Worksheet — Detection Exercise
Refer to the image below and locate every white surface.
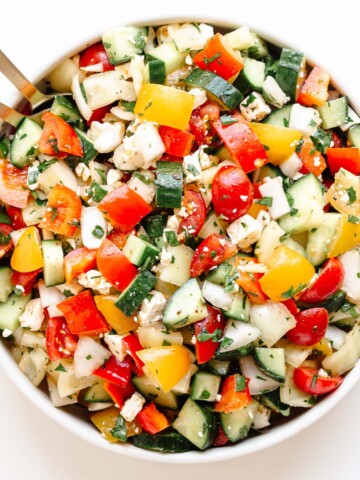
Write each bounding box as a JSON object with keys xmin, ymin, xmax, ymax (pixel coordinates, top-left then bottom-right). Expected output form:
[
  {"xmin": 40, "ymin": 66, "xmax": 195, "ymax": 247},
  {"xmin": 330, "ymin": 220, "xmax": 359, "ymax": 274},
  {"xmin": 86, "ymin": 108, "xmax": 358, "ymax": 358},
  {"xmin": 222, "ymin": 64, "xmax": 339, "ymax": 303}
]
[{"xmin": 0, "ymin": 0, "xmax": 359, "ymax": 477}]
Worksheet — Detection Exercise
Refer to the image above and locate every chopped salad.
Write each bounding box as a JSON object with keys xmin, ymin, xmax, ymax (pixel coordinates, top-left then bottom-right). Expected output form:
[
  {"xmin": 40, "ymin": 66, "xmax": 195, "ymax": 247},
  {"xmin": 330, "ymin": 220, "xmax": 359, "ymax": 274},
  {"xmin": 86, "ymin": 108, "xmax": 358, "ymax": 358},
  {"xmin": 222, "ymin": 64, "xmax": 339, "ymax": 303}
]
[{"xmin": 0, "ymin": 22, "xmax": 360, "ymax": 453}]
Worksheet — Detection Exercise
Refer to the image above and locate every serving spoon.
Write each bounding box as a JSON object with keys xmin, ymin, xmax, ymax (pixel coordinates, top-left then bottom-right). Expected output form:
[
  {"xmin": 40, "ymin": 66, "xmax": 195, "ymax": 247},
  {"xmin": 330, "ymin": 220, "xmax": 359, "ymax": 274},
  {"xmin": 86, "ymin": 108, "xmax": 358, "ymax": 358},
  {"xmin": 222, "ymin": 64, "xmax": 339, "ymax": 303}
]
[{"xmin": 0, "ymin": 101, "xmax": 43, "ymax": 128}]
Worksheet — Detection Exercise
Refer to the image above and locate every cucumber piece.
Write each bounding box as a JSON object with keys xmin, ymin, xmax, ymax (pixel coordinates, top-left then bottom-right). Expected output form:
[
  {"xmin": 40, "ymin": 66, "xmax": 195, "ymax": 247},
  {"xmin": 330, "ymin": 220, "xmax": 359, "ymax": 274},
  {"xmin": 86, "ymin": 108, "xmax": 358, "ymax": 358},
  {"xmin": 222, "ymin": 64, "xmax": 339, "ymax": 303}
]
[
  {"xmin": 185, "ymin": 68, "xmax": 243, "ymax": 111},
  {"xmin": 42, "ymin": 240, "xmax": 65, "ymax": 287},
  {"xmin": 256, "ymin": 164, "xmax": 284, "ymax": 182},
  {"xmin": 102, "ymin": 26, "xmax": 148, "ymax": 65},
  {"xmin": 50, "ymin": 96, "xmax": 84, "ymax": 130},
  {"xmin": 158, "ymin": 245, "xmax": 193, "ymax": 287},
  {"xmin": 132, "ymin": 431, "xmax": 194, "ymax": 453},
  {"xmin": 233, "ymin": 57, "xmax": 265, "ymax": 96},
  {"xmin": 259, "ymin": 389, "xmax": 290, "ymax": 416},
  {"xmin": 0, "ymin": 293, "xmax": 31, "ymax": 332},
  {"xmin": 205, "ymin": 261, "xmax": 232, "ymax": 286},
  {"xmin": 282, "ymin": 238, "xmax": 305, "ymax": 257},
  {"xmin": 239, "ymin": 355, "xmax": 281, "ymax": 394},
  {"xmin": 115, "ymin": 270, "xmax": 156, "ymax": 316},
  {"xmin": 264, "ymin": 104, "xmax": 293, "ymax": 127},
  {"xmin": 0, "ymin": 266, "xmax": 13, "ymax": 303},
  {"xmin": 74, "ymin": 128, "xmax": 98, "ymax": 164},
  {"xmin": 132, "ymin": 375, "xmax": 178, "ymax": 409},
  {"xmin": 215, "ymin": 343, "xmax": 253, "ymax": 361},
  {"xmin": 190, "ymin": 371, "xmax": 221, "ymax": 402},
  {"xmin": 83, "ymin": 383, "xmax": 112, "ymax": 403},
  {"xmin": 0, "ymin": 135, "xmax": 10, "ymax": 158},
  {"xmin": 122, "ymin": 234, "xmax": 160, "ymax": 268},
  {"xmin": 254, "ymin": 347, "xmax": 286, "ymax": 382},
  {"xmin": 305, "ymin": 212, "xmax": 341, "ymax": 266},
  {"xmin": 143, "ymin": 213, "xmax": 168, "ymax": 238},
  {"xmin": 225, "ymin": 293, "xmax": 251, "ymax": 322},
  {"xmin": 246, "ymin": 32, "xmax": 269, "ymax": 59},
  {"xmin": 10, "ymin": 118, "xmax": 42, "ymax": 168},
  {"xmin": 143, "ymin": 60, "xmax": 166, "ymax": 84},
  {"xmin": 147, "ymin": 42, "xmax": 187, "ymax": 75},
  {"xmin": 206, "ymin": 359, "xmax": 231, "ymax": 376},
  {"xmin": 156, "ymin": 161, "xmax": 183, "ymax": 209},
  {"xmin": 348, "ymin": 124, "xmax": 360, "ymax": 148},
  {"xmin": 220, "ymin": 404, "xmax": 253, "ymax": 442},
  {"xmin": 317, "ymin": 97, "xmax": 348, "ymax": 129},
  {"xmin": 198, "ymin": 211, "xmax": 224, "ymax": 239},
  {"xmin": 278, "ymin": 174, "xmax": 324, "ymax": 234},
  {"xmin": 172, "ymin": 398, "xmax": 216, "ymax": 450},
  {"xmin": 275, "ymin": 48, "xmax": 306, "ymax": 102}
]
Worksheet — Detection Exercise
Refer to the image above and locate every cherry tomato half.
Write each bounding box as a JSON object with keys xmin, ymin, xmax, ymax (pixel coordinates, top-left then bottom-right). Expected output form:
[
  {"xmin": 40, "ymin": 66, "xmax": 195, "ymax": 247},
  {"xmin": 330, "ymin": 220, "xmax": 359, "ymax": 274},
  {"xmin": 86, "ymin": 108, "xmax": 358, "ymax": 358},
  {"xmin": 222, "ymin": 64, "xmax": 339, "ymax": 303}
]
[
  {"xmin": 286, "ymin": 307, "xmax": 328, "ymax": 346},
  {"xmin": 86, "ymin": 105, "xmax": 112, "ymax": 127},
  {"xmin": 190, "ymin": 233, "xmax": 237, "ymax": 277},
  {"xmin": 0, "ymin": 223, "xmax": 13, "ymax": 259},
  {"xmin": 299, "ymin": 258, "xmax": 344, "ymax": 304},
  {"xmin": 45, "ymin": 316, "xmax": 78, "ymax": 361},
  {"xmin": 178, "ymin": 190, "xmax": 207, "ymax": 240},
  {"xmin": 189, "ymin": 102, "xmax": 220, "ymax": 147},
  {"xmin": 194, "ymin": 305, "xmax": 226, "ymax": 364},
  {"xmin": 79, "ymin": 42, "xmax": 114, "ymax": 72},
  {"xmin": 212, "ymin": 165, "xmax": 253, "ymax": 222},
  {"xmin": 5, "ymin": 205, "xmax": 26, "ymax": 230},
  {"xmin": 293, "ymin": 367, "xmax": 343, "ymax": 395}
]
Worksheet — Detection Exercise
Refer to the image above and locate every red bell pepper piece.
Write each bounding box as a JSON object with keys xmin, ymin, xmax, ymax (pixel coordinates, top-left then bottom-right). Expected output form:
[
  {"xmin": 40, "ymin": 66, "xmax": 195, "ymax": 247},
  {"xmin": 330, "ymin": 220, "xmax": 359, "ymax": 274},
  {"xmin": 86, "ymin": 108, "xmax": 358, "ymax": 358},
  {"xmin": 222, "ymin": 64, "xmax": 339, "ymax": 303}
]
[
  {"xmin": 212, "ymin": 114, "xmax": 268, "ymax": 173},
  {"xmin": 64, "ymin": 247, "xmax": 98, "ymax": 284},
  {"xmin": 212, "ymin": 425, "xmax": 230, "ymax": 446},
  {"xmin": 293, "ymin": 367, "xmax": 343, "ymax": 395},
  {"xmin": 194, "ymin": 306, "xmax": 226, "ymax": 364},
  {"xmin": 107, "ymin": 228, "xmax": 136, "ymax": 250},
  {"xmin": 327, "ymin": 147, "xmax": 360, "ymax": 176},
  {"xmin": 5, "ymin": 205, "xmax": 26, "ymax": 230},
  {"xmin": 193, "ymin": 33, "xmax": 244, "ymax": 81},
  {"xmin": 281, "ymin": 299, "xmax": 299, "ymax": 316},
  {"xmin": 0, "ymin": 160, "xmax": 29, "ymax": 209},
  {"xmin": 298, "ymin": 138, "xmax": 326, "ymax": 177},
  {"xmin": 39, "ymin": 112, "xmax": 83, "ymax": 157},
  {"xmin": 39, "ymin": 184, "xmax": 82, "ymax": 237},
  {"xmin": 45, "ymin": 316, "xmax": 78, "ymax": 361},
  {"xmin": 297, "ymin": 66, "xmax": 330, "ymax": 107},
  {"xmin": 0, "ymin": 223, "xmax": 13, "ymax": 259},
  {"xmin": 104, "ymin": 381, "xmax": 135, "ymax": 408},
  {"xmin": 190, "ymin": 233, "xmax": 237, "ymax": 277},
  {"xmin": 86, "ymin": 105, "xmax": 113, "ymax": 127},
  {"xmin": 299, "ymin": 258, "xmax": 344, "ymax": 304},
  {"xmin": 98, "ymin": 184, "xmax": 152, "ymax": 231},
  {"xmin": 214, "ymin": 374, "xmax": 251, "ymax": 413},
  {"xmin": 235, "ymin": 256, "xmax": 268, "ymax": 304},
  {"xmin": 93, "ymin": 355, "xmax": 131, "ymax": 388},
  {"xmin": 11, "ymin": 268, "xmax": 42, "ymax": 295},
  {"xmin": 158, "ymin": 125, "xmax": 195, "ymax": 157},
  {"xmin": 122, "ymin": 334, "xmax": 145, "ymax": 375},
  {"xmin": 136, "ymin": 403, "xmax": 170, "ymax": 434},
  {"xmin": 57, "ymin": 290, "xmax": 110, "ymax": 335}
]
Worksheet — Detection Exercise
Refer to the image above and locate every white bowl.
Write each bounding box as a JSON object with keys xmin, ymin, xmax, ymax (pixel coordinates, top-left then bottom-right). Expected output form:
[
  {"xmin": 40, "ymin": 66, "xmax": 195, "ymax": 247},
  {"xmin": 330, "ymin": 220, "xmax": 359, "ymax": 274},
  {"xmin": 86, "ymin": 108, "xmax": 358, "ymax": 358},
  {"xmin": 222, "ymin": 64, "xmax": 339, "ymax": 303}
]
[{"xmin": 1, "ymin": 13, "xmax": 359, "ymax": 464}]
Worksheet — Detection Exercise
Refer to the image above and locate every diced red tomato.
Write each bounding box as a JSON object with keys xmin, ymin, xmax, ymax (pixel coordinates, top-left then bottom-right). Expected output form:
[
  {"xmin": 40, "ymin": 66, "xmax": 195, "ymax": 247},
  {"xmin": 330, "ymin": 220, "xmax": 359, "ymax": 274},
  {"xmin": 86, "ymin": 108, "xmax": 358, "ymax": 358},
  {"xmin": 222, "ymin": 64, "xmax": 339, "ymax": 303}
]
[
  {"xmin": 298, "ymin": 138, "xmax": 326, "ymax": 177},
  {"xmin": 194, "ymin": 306, "xmax": 226, "ymax": 364},
  {"xmin": 107, "ymin": 228, "xmax": 136, "ymax": 250},
  {"xmin": 193, "ymin": 33, "xmax": 244, "ymax": 81},
  {"xmin": 189, "ymin": 102, "xmax": 221, "ymax": 147},
  {"xmin": 57, "ymin": 290, "xmax": 110, "ymax": 335},
  {"xmin": 327, "ymin": 148, "xmax": 360, "ymax": 176},
  {"xmin": 299, "ymin": 258, "xmax": 344, "ymax": 304},
  {"xmin": 79, "ymin": 41, "xmax": 114, "ymax": 72},
  {"xmin": 212, "ymin": 425, "xmax": 230, "ymax": 446},
  {"xmin": 0, "ymin": 160, "xmax": 29, "ymax": 209},
  {"xmin": 286, "ymin": 308, "xmax": 328, "ymax": 346},
  {"xmin": 64, "ymin": 247, "xmax": 98, "ymax": 283},
  {"xmin": 212, "ymin": 165, "xmax": 253, "ymax": 222},
  {"xmin": 199, "ymin": 102, "xmax": 221, "ymax": 122},
  {"xmin": 158, "ymin": 125, "xmax": 195, "ymax": 157},
  {"xmin": 293, "ymin": 367, "xmax": 343, "ymax": 395},
  {"xmin": 190, "ymin": 233, "xmax": 237, "ymax": 277},
  {"xmin": 0, "ymin": 223, "xmax": 13, "ymax": 259},
  {"xmin": 11, "ymin": 268, "xmax": 42, "ymax": 295},
  {"xmin": 297, "ymin": 66, "xmax": 330, "ymax": 107},
  {"xmin": 214, "ymin": 374, "xmax": 251, "ymax": 413},
  {"xmin": 98, "ymin": 184, "xmax": 152, "ymax": 231},
  {"xmin": 93, "ymin": 355, "xmax": 131, "ymax": 388},
  {"xmin": 331, "ymin": 131, "xmax": 342, "ymax": 149},
  {"xmin": 45, "ymin": 316, "xmax": 78, "ymax": 361},
  {"xmin": 104, "ymin": 381, "xmax": 135, "ymax": 408},
  {"xmin": 235, "ymin": 256, "xmax": 268, "ymax": 304},
  {"xmin": 86, "ymin": 105, "xmax": 112, "ymax": 127},
  {"xmin": 39, "ymin": 112, "xmax": 83, "ymax": 157},
  {"xmin": 281, "ymin": 299, "xmax": 300, "ymax": 316},
  {"xmin": 5, "ymin": 205, "xmax": 26, "ymax": 230},
  {"xmin": 39, "ymin": 184, "xmax": 82, "ymax": 237},
  {"xmin": 136, "ymin": 403, "xmax": 170, "ymax": 434},
  {"xmin": 121, "ymin": 334, "xmax": 144, "ymax": 375},
  {"xmin": 178, "ymin": 190, "xmax": 207, "ymax": 240},
  {"xmin": 212, "ymin": 114, "xmax": 268, "ymax": 173},
  {"xmin": 96, "ymin": 238, "xmax": 138, "ymax": 291}
]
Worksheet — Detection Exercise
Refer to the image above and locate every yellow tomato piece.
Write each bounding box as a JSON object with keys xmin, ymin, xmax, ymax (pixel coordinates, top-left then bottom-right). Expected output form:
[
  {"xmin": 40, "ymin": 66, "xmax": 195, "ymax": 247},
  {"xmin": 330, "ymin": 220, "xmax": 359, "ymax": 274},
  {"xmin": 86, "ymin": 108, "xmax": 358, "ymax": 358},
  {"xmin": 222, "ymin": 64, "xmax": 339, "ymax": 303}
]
[
  {"xmin": 327, "ymin": 214, "xmax": 360, "ymax": 257},
  {"xmin": 137, "ymin": 346, "xmax": 191, "ymax": 393},
  {"xmin": 94, "ymin": 295, "xmax": 137, "ymax": 334},
  {"xmin": 90, "ymin": 406, "xmax": 120, "ymax": 443},
  {"xmin": 134, "ymin": 84, "xmax": 194, "ymax": 130},
  {"xmin": 326, "ymin": 168, "xmax": 360, "ymax": 216},
  {"xmin": 259, "ymin": 245, "xmax": 315, "ymax": 301},
  {"xmin": 249, "ymin": 123, "xmax": 302, "ymax": 165},
  {"xmin": 10, "ymin": 226, "xmax": 43, "ymax": 273}
]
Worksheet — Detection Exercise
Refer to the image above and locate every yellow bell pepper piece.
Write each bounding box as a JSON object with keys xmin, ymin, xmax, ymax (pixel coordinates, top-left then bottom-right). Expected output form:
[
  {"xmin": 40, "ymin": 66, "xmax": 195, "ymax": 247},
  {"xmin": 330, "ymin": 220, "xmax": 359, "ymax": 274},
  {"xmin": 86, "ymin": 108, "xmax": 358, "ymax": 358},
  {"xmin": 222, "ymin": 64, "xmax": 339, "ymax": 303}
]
[
  {"xmin": 249, "ymin": 123, "xmax": 302, "ymax": 165},
  {"xmin": 313, "ymin": 338, "xmax": 333, "ymax": 356},
  {"xmin": 327, "ymin": 213, "xmax": 360, "ymax": 257},
  {"xmin": 91, "ymin": 406, "xmax": 142, "ymax": 443},
  {"xmin": 137, "ymin": 345, "xmax": 191, "ymax": 393},
  {"xmin": 134, "ymin": 84, "xmax": 194, "ymax": 130},
  {"xmin": 94, "ymin": 295, "xmax": 137, "ymax": 334},
  {"xmin": 247, "ymin": 202, "xmax": 268, "ymax": 219},
  {"xmin": 10, "ymin": 226, "xmax": 43, "ymax": 273},
  {"xmin": 259, "ymin": 245, "xmax": 315, "ymax": 301}
]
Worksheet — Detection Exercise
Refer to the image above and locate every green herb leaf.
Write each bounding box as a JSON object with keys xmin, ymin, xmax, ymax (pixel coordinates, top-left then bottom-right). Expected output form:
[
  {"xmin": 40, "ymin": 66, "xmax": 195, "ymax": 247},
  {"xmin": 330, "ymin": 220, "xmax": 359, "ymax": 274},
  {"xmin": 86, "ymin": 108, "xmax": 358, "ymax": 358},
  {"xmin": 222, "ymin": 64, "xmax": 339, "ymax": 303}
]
[
  {"xmin": 220, "ymin": 336, "xmax": 234, "ymax": 350},
  {"xmin": 347, "ymin": 186, "xmax": 356, "ymax": 205},
  {"xmin": 281, "ymin": 283, "xmax": 307, "ymax": 299},
  {"xmin": 256, "ymin": 196, "xmax": 273, "ymax": 207},
  {"xmin": 165, "ymin": 230, "xmax": 180, "ymax": 246},
  {"xmin": 348, "ymin": 215, "xmax": 359, "ymax": 224},
  {"xmin": 235, "ymin": 374, "xmax": 246, "ymax": 392},
  {"xmin": 110, "ymin": 414, "xmax": 127, "ymax": 442},
  {"xmin": 92, "ymin": 225, "xmax": 105, "ymax": 239},
  {"xmin": 199, "ymin": 389, "xmax": 211, "ymax": 400},
  {"xmin": 197, "ymin": 328, "xmax": 223, "ymax": 343},
  {"xmin": 55, "ymin": 363, "xmax": 67, "ymax": 372},
  {"xmin": 220, "ymin": 114, "xmax": 237, "ymax": 126}
]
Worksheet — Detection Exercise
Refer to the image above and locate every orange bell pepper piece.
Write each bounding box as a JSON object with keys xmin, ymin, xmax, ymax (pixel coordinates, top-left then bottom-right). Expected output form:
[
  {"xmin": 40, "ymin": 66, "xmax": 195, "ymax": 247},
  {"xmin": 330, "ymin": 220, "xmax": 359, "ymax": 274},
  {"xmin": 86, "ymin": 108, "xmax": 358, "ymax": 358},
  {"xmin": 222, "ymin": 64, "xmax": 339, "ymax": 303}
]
[
  {"xmin": 214, "ymin": 374, "xmax": 251, "ymax": 413},
  {"xmin": 136, "ymin": 402, "xmax": 170, "ymax": 434}
]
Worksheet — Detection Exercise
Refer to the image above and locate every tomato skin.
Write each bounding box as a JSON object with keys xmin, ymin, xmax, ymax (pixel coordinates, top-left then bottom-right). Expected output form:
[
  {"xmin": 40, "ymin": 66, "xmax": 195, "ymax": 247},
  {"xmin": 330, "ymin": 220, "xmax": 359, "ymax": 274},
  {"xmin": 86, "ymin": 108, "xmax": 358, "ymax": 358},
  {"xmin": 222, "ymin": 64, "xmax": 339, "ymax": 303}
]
[
  {"xmin": 212, "ymin": 165, "xmax": 253, "ymax": 222},
  {"xmin": 331, "ymin": 131, "xmax": 342, "ymax": 149},
  {"xmin": 64, "ymin": 247, "xmax": 98, "ymax": 283},
  {"xmin": 5, "ymin": 205, "xmax": 26, "ymax": 230},
  {"xmin": 80, "ymin": 42, "xmax": 114, "ymax": 72},
  {"xmin": 158, "ymin": 126, "xmax": 195, "ymax": 157},
  {"xmin": 212, "ymin": 425, "xmax": 230, "ymax": 446},
  {"xmin": 0, "ymin": 160, "xmax": 29, "ymax": 209},
  {"xmin": 190, "ymin": 234, "xmax": 237, "ymax": 277},
  {"xmin": 97, "ymin": 238, "xmax": 138, "ymax": 291},
  {"xmin": 45, "ymin": 317, "xmax": 78, "ymax": 361},
  {"xmin": 189, "ymin": 102, "xmax": 221, "ymax": 147},
  {"xmin": 178, "ymin": 190, "xmax": 207, "ymax": 240},
  {"xmin": 299, "ymin": 258, "xmax": 344, "ymax": 304},
  {"xmin": 93, "ymin": 355, "xmax": 131, "ymax": 388},
  {"xmin": 293, "ymin": 367, "xmax": 343, "ymax": 395},
  {"xmin": 0, "ymin": 223, "xmax": 13, "ymax": 258},
  {"xmin": 297, "ymin": 66, "xmax": 330, "ymax": 107},
  {"xmin": 281, "ymin": 299, "xmax": 299, "ymax": 316},
  {"xmin": 39, "ymin": 112, "xmax": 83, "ymax": 157},
  {"xmin": 327, "ymin": 148, "xmax": 360, "ymax": 176},
  {"xmin": 104, "ymin": 381, "xmax": 135, "ymax": 409},
  {"xmin": 11, "ymin": 268, "xmax": 42, "ymax": 295},
  {"xmin": 194, "ymin": 306, "xmax": 226, "ymax": 364},
  {"xmin": 286, "ymin": 308, "xmax": 328, "ymax": 346},
  {"xmin": 122, "ymin": 334, "xmax": 145, "ymax": 375}
]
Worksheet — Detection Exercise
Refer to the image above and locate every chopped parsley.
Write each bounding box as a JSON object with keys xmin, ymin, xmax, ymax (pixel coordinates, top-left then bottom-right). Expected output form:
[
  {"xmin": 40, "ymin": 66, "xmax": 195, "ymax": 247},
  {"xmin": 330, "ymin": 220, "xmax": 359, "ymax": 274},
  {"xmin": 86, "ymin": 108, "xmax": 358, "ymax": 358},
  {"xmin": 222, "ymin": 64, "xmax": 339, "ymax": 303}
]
[
  {"xmin": 197, "ymin": 328, "xmax": 223, "ymax": 343},
  {"xmin": 348, "ymin": 215, "xmax": 359, "ymax": 224},
  {"xmin": 92, "ymin": 225, "xmax": 105, "ymax": 239},
  {"xmin": 347, "ymin": 186, "xmax": 356, "ymax": 205},
  {"xmin": 235, "ymin": 374, "xmax": 246, "ymax": 392},
  {"xmin": 199, "ymin": 390, "xmax": 211, "ymax": 400},
  {"xmin": 256, "ymin": 196, "xmax": 273, "ymax": 207},
  {"xmin": 281, "ymin": 283, "xmax": 307, "ymax": 299},
  {"xmin": 165, "ymin": 230, "xmax": 180, "ymax": 246},
  {"xmin": 55, "ymin": 363, "xmax": 67, "ymax": 373}
]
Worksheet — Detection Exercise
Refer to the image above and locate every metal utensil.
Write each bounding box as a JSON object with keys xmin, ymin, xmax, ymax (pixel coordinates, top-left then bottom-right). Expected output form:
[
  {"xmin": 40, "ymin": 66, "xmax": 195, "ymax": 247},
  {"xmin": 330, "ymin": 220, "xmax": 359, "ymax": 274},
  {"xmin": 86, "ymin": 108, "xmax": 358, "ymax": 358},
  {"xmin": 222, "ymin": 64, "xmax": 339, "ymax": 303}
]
[{"xmin": 0, "ymin": 101, "xmax": 43, "ymax": 128}]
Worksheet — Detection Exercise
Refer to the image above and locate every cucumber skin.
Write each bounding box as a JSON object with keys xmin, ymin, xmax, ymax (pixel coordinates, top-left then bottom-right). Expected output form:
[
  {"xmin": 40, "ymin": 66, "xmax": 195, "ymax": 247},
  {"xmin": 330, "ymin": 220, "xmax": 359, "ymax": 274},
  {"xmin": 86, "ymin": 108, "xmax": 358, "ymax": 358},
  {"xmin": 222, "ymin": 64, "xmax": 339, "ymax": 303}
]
[
  {"xmin": 275, "ymin": 49, "xmax": 304, "ymax": 101},
  {"xmin": 215, "ymin": 344, "xmax": 253, "ymax": 361},
  {"xmin": 156, "ymin": 162, "xmax": 183, "ymax": 209},
  {"xmin": 115, "ymin": 270, "xmax": 156, "ymax": 316},
  {"xmin": 132, "ymin": 431, "xmax": 195, "ymax": 453}
]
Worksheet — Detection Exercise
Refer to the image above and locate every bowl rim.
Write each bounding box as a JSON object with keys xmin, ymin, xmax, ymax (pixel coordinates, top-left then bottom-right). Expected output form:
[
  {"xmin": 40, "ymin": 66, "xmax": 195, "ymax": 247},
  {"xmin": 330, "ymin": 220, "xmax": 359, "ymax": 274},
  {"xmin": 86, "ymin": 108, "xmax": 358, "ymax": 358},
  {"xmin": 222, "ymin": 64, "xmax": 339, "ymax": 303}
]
[{"xmin": 1, "ymin": 13, "xmax": 359, "ymax": 464}]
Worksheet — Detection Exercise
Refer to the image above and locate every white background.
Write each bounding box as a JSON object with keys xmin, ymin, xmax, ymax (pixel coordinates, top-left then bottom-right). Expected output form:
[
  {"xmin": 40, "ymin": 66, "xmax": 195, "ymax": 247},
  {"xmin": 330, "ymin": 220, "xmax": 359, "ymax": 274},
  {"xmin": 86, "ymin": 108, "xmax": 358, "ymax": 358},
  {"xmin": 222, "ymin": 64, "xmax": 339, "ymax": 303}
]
[{"xmin": 0, "ymin": 1, "xmax": 359, "ymax": 479}]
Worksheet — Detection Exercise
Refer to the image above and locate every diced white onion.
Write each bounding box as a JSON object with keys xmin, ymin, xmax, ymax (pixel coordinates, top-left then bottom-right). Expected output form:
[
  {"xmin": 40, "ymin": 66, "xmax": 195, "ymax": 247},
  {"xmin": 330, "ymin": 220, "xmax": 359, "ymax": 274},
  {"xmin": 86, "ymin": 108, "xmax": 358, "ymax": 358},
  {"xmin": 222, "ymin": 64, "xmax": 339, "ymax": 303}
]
[{"xmin": 71, "ymin": 74, "xmax": 93, "ymax": 121}]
